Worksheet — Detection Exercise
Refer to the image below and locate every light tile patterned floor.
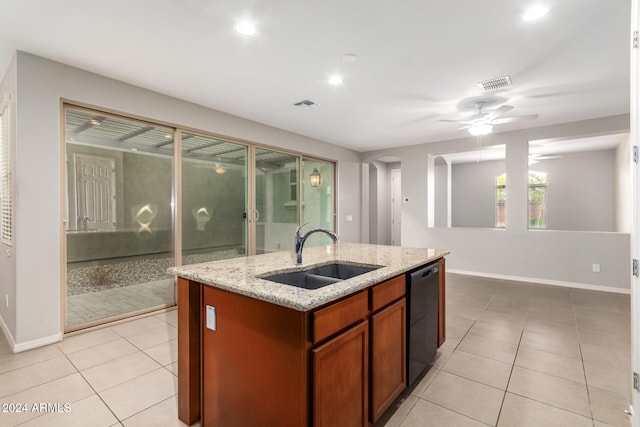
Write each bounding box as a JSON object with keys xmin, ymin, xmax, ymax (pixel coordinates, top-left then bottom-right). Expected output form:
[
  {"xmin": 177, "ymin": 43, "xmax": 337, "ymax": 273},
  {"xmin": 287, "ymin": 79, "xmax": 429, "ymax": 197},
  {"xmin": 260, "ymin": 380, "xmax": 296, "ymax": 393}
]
[
  {"xmin": 0, "ymin": 273, "xmax": 632, "ymax": 426},
  {"xmin": 384, "ymin": 274, "xmax": 632, "ymax": 427}
]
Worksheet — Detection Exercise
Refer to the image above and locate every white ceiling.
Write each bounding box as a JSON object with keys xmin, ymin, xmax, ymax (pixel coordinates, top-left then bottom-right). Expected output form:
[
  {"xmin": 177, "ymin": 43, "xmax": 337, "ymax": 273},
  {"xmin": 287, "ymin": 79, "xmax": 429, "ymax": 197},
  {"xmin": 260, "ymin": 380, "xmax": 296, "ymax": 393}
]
[{"xmin": 0, "ymin": 0, "xmax": 631, "ymax": 152}]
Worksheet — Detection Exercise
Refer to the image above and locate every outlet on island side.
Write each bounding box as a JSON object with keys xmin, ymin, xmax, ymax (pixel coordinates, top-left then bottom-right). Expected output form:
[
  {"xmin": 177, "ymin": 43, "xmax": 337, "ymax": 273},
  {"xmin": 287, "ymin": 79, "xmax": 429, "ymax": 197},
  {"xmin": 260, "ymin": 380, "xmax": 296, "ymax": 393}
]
[
  {"xmin": 592, "ymin": 263, "xmax": 600, "ymax": 273},
  {"xmin": 5, "ymin": 294, "xmax": 7, "ymax": 308}
]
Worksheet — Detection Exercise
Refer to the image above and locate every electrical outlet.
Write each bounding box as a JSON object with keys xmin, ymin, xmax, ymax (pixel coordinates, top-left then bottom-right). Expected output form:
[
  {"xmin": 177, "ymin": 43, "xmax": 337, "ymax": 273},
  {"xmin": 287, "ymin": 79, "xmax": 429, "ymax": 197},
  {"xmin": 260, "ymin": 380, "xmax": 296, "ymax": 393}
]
[
  {"xmin": 592, "ymin": 264, "xmax": 600, "ymax": 273},
  {"xmin": 5, "ymin": 294, "xmax": 8, "ymax": 308}
]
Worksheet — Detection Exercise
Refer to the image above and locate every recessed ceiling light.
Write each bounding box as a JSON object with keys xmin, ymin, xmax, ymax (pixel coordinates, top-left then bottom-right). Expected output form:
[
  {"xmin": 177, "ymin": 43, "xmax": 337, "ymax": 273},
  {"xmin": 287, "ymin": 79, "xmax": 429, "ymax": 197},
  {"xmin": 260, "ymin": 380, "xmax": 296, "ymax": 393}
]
[
  {"xmin": 235, "ymin": 21, "xmax": 256, "ymax": 36},
  {"xmin": 328, "ymin": 75, "xmax": 343, "ymax": 85},
  {"xmin": 522, "ymin": 4, "xmax": 549, "ymax": 21}
]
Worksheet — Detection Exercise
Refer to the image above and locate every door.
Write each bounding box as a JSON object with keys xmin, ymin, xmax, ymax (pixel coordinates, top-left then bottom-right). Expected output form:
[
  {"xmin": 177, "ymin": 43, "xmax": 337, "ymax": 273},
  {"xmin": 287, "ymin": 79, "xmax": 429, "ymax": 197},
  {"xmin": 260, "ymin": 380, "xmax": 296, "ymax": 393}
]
[
  {"xmin": 313, "ymin": 320, "xmax": 369, "ymax": 427},
  {"xmin": 65, "ymin": 108, "xmax": 176, "ymax": 330},
  {"xmin": 391, "ymin": 169, "xmax": 401, "ymax": 246},
  {"xmin": 371, "ymin": 298, "xmax": 406, "ymax": 423},
  {"xmin": 181, "ymin": 132, "xmax": 248, "ymax": 264},
  {"xmin": 252, "ymin": 147, "xmax": 300, "ymax": 254},
  {"xmin": 72, "ymin": 153, "xmax": 116, "ymax": 231}
]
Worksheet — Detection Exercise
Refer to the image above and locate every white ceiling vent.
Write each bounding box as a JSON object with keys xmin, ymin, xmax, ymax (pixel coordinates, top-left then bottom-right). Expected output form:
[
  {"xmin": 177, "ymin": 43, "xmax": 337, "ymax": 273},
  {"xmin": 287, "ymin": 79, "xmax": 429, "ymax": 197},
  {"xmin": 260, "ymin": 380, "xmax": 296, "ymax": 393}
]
[
  {"xmin": 478, "ymin": 75, "xmax": 512, "ymax": 93},
  {"xmin": 293, "ymin": 99, "xmax": 318, "ymax": 109}
]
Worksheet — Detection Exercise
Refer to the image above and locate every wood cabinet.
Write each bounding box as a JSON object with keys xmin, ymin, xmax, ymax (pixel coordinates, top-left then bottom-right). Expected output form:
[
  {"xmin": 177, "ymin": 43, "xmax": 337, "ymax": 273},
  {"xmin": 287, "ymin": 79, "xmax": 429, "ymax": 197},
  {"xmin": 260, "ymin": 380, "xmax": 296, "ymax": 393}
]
[
  {"xmin": 313, "ymin": 320, "xmax": 369, "ymax": 427},
  {"xmin": 370, "ymin": 275, "xmax": 406, "ymax": 423},
  {"xmin": 370, "ymin": 298, "xmax": 406, "ymax": 423},
  {"xmin": 201, "ymin": 285, "xmax": 309, "ymax": 427},
  {"xmin": 178, "ymin": 263, "xmax": 443, "ymax": 426}
]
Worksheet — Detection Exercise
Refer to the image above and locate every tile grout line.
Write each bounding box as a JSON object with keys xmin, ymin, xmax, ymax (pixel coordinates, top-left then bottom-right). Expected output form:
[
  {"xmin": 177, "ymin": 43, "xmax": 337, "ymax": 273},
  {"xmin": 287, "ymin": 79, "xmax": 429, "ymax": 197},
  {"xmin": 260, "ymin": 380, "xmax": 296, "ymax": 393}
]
[
  {"xmin": 493, "ymin": 325, "xmax": 525, "ymax": 427},
  {"xmin": 60, "ymin": 349, "xmax": 123, "ymax": 424}
]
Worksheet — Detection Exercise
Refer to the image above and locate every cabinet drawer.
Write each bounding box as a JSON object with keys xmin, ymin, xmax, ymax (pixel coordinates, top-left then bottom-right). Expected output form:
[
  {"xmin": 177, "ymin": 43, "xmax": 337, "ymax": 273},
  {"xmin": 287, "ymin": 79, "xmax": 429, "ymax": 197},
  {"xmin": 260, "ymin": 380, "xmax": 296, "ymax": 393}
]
[
  {"xmin": 313, "ymin": 290, "xmax": 369, "ymax": 343},
  {"xmin": 371, "ymin": 275, "xmax": 405, "ymax": 312}
]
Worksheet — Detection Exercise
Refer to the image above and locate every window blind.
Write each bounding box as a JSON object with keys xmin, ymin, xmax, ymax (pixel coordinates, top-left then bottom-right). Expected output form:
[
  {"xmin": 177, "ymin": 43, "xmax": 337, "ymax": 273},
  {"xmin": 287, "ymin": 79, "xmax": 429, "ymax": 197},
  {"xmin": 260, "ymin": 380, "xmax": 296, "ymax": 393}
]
[{"xmin": 0, "ymin": 94, "xmax": 12, "ymax": 246}]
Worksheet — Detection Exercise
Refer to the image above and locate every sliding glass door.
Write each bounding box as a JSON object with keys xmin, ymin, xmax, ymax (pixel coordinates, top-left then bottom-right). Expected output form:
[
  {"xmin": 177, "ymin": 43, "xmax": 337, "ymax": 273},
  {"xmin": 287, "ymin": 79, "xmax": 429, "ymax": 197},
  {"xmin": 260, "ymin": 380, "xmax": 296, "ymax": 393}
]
[
  {"xmin": 64, "ymin": 105, "xmax": 335, "ymax": 330},
  {"xmin": 181, "ymin": 132, "xmax": 248, "ymax": 264},
  {"xmin": 65, "ymin": 108, "xmax": 175, "ymax": 330},
  {"xmin": 253, "ymin": 148, "xmax": 300, "ymax": 254}
]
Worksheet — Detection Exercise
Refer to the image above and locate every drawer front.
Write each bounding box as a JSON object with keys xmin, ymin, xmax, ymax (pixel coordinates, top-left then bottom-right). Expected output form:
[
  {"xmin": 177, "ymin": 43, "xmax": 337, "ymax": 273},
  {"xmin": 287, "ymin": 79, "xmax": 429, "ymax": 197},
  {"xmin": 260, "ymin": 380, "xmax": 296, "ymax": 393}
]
[
  {"xmin": 371, "ymin": 275, "xmax": 405, "ymax": 312},
  {"xmin": 313, "ymin": 290, "xmax": 369, "ymax": 343}
]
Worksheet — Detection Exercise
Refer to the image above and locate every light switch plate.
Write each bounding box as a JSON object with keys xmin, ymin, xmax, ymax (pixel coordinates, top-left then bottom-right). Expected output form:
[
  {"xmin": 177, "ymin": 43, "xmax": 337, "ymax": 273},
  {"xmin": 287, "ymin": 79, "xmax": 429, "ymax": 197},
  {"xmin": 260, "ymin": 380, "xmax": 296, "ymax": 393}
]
[{"xmin": 206, "ymin": 305, "xmax": 217, "ymax": 331}]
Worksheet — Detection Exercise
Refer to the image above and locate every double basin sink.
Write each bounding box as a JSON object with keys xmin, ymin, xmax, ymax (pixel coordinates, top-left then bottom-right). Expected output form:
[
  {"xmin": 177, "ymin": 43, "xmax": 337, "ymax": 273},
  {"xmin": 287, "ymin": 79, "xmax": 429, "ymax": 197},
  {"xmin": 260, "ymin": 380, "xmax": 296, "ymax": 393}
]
[{"xmin": 262, "ymin": 262, "xmax": 381, "ymax": 290}]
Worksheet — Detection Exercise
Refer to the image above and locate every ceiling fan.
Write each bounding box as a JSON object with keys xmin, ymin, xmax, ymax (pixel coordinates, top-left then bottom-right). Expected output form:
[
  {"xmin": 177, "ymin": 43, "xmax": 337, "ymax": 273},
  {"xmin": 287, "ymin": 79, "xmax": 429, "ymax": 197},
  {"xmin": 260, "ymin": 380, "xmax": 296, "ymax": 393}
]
[{"xmin": 440, "ymin": 100, "xmax": 539, "ymax": 136}]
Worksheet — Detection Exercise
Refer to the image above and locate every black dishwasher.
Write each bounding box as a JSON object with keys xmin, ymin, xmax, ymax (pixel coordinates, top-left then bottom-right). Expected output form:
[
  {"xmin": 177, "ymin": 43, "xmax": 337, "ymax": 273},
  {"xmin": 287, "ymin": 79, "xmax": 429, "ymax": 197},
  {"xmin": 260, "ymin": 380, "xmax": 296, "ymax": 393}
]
[{"xmin": 406, "ymin": 261, "xmax": 439, "ymax": 386}]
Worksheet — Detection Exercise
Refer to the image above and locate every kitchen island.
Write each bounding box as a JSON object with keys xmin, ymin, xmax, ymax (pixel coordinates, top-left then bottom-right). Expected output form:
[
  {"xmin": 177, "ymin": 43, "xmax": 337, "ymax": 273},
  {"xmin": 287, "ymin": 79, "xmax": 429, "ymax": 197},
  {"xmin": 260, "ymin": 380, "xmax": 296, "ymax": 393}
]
[{"xmin": 170, "ymin": 243, "xmax": 448, "ymax": 427}]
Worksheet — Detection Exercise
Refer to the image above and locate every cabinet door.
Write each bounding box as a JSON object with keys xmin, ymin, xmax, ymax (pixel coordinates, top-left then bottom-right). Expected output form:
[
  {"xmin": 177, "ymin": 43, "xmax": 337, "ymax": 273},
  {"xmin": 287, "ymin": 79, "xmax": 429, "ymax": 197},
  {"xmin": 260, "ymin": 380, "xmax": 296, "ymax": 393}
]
[
  {"xmin": 313, "ymin": 320, "xmax": 369, "ymax": 427},
  {"xmin": 371, "ymin": 298, "xmax": 406, "ymax": 423},
  {"xmin": 202, "ymin": 286, "xmax": 308, "ymax": 427}
]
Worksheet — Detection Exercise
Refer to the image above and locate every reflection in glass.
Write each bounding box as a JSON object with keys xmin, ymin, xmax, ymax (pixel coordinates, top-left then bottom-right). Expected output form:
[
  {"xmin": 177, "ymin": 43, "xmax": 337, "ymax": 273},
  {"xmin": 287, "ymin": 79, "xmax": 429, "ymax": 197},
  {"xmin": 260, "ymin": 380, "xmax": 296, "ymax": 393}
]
[
  {"xmin": 302, "ymin": 158, "xmax": 335, "ymax": 247},
  {"xmin": 65, "ymin": 108, "xmax": 175, "ymax": 330},
  {"xmin": 254, "ymin": 148, "xmax": 299, "ymax": 254},
  {"xmin": 181, "ymin": 132, "xmax": 248, "ymax": 264}
]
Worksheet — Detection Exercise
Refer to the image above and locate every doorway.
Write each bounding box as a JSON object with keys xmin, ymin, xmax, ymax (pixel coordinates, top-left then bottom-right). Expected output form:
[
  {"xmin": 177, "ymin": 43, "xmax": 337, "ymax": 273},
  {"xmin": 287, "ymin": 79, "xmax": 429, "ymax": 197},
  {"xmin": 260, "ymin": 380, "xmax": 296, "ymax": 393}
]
[{"xmin": 391, "ymin": 168, "xmax": 401, "ymax": 246}]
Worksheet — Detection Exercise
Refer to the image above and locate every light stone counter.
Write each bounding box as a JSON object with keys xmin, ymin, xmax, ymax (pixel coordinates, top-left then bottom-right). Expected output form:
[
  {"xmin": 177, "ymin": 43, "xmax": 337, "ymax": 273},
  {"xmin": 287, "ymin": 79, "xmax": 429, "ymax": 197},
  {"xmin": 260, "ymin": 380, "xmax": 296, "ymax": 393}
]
[{"xmin": 169, "ymin": 243, "xmax": 449, "ymax": 311}]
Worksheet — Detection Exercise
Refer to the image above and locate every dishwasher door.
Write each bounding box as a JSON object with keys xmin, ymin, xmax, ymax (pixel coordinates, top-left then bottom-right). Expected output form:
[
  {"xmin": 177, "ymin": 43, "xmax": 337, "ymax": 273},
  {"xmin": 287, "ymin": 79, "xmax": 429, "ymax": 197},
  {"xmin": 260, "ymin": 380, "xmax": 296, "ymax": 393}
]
[{"xmin": 406, "ymin": 261, "xmax": 439, "ymax": 386}]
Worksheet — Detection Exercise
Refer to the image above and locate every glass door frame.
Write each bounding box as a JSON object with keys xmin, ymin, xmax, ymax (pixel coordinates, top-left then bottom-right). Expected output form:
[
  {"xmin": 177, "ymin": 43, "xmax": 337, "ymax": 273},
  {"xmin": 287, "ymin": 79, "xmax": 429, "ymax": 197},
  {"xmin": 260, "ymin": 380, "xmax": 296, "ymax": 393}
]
[{"xmin": 62, "ymin": 102, "xmax": 336, "ymax": 331}]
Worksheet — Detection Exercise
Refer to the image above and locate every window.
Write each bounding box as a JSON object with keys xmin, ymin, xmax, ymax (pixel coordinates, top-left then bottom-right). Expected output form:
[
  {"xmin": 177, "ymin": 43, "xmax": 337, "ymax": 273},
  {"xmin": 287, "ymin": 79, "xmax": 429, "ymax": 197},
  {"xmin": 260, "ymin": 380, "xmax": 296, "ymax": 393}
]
[
  {"xmin": 528, "ymin": 171, "xmax": 548, "ymax": 229},
  {"xmin": 494, "ymin": 171, "xmax": 548, "ymax": 229},
  {"xmin": 0, "ymin": 94, "xmax": 11, "ymax": 246}
]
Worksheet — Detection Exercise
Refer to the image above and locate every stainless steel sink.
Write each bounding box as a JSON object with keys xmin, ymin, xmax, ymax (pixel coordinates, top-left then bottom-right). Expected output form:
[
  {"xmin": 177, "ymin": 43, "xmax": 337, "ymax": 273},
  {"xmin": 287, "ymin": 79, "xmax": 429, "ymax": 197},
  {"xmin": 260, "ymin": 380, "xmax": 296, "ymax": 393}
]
[{"xmin": 262, "ymin": 262, "xmax": 381, "ymax": 290}]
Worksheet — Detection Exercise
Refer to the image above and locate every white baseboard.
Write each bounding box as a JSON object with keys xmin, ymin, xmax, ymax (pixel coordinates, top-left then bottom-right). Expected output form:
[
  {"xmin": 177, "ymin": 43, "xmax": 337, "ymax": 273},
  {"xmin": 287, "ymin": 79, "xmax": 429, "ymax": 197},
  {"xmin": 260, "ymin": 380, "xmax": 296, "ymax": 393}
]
[
  {"xmin": 13, "ymin": 333, "xmax": 63, "ymax": 353},
  {"xmin": 0, "ymin": 315, "xmax": 62, "ymax": 353},
  {"xmin": 448, "ymin": 269, "xmax": 631, "ymax": 295},
  {"xmin": 0, "ymin": 314, "xmax": 16, "ymax": 351}
]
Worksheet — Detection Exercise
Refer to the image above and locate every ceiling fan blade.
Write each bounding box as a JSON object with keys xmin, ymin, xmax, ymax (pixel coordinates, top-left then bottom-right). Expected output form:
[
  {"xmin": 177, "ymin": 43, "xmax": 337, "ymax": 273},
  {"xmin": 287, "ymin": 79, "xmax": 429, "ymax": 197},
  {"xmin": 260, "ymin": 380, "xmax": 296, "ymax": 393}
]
[
  {"xmin": 491, "ymin": 114, "xmax": 539, "ymax": 124},
  {"xmin": 530, "ymin": 155, "xmax": 562, "ymax": 160},
  {"xmin": 438, "ymin": 119, "xmax": 472, "ymax": 124},
  {"xmin": 489, "ymin": 104, "xmax": 514, "ymax": 117}
]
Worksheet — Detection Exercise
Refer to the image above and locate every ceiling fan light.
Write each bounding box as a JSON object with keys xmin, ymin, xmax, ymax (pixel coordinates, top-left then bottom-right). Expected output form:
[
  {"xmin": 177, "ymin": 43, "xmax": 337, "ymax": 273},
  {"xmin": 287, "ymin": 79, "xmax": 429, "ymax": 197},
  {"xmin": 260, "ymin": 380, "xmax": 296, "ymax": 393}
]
[
  {"xmin": 522, "ymin": 5, "xmax": 549, "ymax": 21},
  {"xmin": 469, "ymin": 124, "xmax": 493, "ymax": 136}
]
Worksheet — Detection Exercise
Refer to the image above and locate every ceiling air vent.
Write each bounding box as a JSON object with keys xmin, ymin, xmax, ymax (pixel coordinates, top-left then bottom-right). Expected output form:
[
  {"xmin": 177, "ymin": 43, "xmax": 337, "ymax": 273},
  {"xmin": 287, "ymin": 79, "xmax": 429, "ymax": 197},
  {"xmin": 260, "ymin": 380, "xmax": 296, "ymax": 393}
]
[
  {"xmin": 293, "ymin": 99, "xmax": 318, "ymax": 109},
  {"xmin": 478, "ymin": 75, "xmax": 512, "ymax": 93}
]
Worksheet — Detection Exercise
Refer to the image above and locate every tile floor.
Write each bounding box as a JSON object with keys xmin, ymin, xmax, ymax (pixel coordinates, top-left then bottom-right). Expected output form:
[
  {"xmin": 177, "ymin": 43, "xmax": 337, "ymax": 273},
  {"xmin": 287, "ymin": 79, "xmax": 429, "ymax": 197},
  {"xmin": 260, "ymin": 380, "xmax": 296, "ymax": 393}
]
[
  {"xmin": 0, "ymin": 273, "xmax": 632, "ymax": 426},
  {"xmin": 385, "ymin": 274, "xmax": 632, "ymax": 427}
]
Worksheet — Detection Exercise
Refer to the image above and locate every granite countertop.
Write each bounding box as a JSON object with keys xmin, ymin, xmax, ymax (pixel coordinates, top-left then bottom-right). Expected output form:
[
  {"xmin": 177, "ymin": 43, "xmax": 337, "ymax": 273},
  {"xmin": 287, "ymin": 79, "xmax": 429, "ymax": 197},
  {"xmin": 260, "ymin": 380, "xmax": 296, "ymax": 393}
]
[{"xmin": 168, "ymin": 243, "xmax": 449, "ymax": 311}]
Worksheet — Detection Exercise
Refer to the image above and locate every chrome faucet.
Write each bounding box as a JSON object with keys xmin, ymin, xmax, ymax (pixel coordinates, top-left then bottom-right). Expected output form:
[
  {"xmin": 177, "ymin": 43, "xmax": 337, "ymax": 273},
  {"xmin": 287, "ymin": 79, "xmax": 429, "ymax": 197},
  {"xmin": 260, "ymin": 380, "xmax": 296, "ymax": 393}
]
[{"xmin": 295, "ymin": 223, "xmax": 339, "ymax": 265}]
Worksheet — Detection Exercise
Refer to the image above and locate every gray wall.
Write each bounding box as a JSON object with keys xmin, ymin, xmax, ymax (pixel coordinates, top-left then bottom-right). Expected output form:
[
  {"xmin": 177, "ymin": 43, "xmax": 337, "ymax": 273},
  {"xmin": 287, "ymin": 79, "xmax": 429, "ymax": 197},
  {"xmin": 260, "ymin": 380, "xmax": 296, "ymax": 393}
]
[
  {"xmin": 451, "ymin": 159, "xmax": 505, "ymax": 228},
  {"xmin": 362, "ymin": 114, "xmax": 631, "ymax": 292},
  {"xmin": 449, "ymin": 149, "xmax": 617, "ymax": 232},
  {"xmin": 4, "ymin": 51, "xmax": 363, "ymax": 350},
  {"xmin": 531, "ymin": 149, "xmax": 615, "ymax": 232}
]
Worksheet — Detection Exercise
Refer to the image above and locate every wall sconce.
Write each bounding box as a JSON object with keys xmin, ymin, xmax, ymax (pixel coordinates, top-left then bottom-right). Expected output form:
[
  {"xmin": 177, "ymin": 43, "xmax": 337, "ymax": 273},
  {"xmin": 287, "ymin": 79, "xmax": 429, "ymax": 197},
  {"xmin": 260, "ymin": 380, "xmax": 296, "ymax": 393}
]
[{"xmin": 310, "ymin": 168, "xmax": 321, "ymax": 187}]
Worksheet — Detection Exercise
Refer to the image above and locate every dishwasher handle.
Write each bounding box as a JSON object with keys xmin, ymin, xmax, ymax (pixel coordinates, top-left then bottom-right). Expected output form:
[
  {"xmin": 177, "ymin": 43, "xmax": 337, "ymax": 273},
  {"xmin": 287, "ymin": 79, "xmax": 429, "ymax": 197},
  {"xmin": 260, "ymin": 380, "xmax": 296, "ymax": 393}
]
[{"xmin": 420, "ymin": 265, "xmax": 439, "ymax": 278}]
